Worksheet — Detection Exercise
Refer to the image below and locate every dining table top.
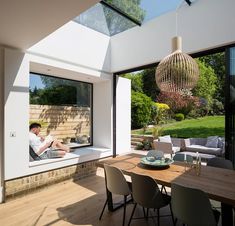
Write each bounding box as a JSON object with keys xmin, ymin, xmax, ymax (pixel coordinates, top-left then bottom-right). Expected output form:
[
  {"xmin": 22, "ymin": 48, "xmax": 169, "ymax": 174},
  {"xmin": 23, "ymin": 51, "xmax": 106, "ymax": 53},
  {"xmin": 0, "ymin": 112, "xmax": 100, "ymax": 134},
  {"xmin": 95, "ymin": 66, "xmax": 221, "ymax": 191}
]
[{"xmin": 97, "ymin": 153, "xmax": 235, "ymax": 206}]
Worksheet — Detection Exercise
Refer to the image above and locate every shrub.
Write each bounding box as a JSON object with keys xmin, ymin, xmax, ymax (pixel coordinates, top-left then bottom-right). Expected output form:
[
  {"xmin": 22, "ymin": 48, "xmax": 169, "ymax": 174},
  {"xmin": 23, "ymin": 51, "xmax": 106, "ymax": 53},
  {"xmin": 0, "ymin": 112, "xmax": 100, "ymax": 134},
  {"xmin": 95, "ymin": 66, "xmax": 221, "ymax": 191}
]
[
  {"xmin": 131, "ymin": 91, "xmax": 155, "ymax": 129},
  {"xmin": 211, "ymin": 99, "xmax": 224, "ymax": 115},
  {"xmin": 174, "ymin": 113, "xmax": 185, "ymax": 121},
  {"xmin": 136, "ymin": 142, "xmax": 144, "ymax": 150},
  {"xmin": 157, "ymin": 91, "xmax": 200, "ymax": 117},
  {"xmin": 155, "ymin": 102, "xmax": 170, "ymax": 124},
  {"xmin": 152, "ymin": 126, "xmax": 164, "ymax": 139}
]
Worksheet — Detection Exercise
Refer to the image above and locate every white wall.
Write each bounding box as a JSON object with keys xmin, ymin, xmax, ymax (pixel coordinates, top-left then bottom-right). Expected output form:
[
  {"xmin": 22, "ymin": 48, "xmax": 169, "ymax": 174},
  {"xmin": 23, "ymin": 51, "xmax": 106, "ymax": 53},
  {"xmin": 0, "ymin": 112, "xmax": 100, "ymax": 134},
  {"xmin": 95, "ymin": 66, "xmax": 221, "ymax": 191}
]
[
  {"xmin": 0, "ymin": 46, "xmax": 4, "ymax": 202},
  {"xmin": 28, "ymin": 21, "xmax": 111, "ymax": 73},
  {"xmin": 93, "ymin": 81, "xmax": 112, "ymax": 148},
  {"xmin": 111, "ymin": 0, "xmax": 235, "ymax": 72},
  {"xmin": 4, "ymin": 48, "xmax": 30, "ymax": 180},
  {"xmin": 3, "ymin": 47, "xmax": 115, "ymax": 180},
  {"xmin": 116, "ymin": 77, "xmax": 131, "ymax": 154}
]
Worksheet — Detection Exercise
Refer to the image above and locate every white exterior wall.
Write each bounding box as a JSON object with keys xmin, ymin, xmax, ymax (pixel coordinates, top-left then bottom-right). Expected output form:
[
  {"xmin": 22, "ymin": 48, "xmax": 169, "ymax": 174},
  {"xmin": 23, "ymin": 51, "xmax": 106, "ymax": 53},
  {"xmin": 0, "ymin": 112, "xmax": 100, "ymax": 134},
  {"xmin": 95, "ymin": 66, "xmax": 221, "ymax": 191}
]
[
  {"xmin": 3, "ymin": 47, "xmax": 118, "ymax": 180},
  {"xmin": 0, "ymin": 47, "xmax": 4, "ymax": 202},
  {"xmin": 111, "ymin": 0, "xmax": 235, "ymax": 72},
  {"xmin": 116, "ymin": 77, "xmax": 131, "ymax": 154},
  {"xmin": 28, "ymin": 21, "xmax": 111, "ymax": 73},
  {"xmin": 93, "ymin": 81, "xmax": 112, "ymax": 148}
]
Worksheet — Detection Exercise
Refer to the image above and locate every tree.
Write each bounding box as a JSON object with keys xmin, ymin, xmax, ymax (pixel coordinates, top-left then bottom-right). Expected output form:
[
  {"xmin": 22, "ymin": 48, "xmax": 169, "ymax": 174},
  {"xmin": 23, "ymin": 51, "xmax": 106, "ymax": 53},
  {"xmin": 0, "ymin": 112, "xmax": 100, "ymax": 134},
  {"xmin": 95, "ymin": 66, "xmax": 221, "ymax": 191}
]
[
  {"xmin": 141, "ymin": 68, "xmax": 160, "ymax": 101},
  {"xmin": 197, "ymin": 52, "xmax": 225, "ymax": 103},
  {"xmin": 30, "ymin": 75, "xmax": 91, "ymax": 106},
  {"xmin": 193, "ymin": 60, "xmax": 218, "ymax": 106},
  {"xmin": 122, "ymin": 73, "xmax": 143, "ymax": 92}
]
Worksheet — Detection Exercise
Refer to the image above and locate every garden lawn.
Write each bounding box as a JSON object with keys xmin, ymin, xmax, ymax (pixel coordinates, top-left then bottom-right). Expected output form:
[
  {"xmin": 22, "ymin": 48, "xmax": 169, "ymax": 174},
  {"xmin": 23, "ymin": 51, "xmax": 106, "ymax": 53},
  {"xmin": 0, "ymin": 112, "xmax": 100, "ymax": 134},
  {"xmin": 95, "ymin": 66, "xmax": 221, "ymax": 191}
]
[{"xmin": 132, "ymin": 116, "xmax": 225, "ymax": 138}]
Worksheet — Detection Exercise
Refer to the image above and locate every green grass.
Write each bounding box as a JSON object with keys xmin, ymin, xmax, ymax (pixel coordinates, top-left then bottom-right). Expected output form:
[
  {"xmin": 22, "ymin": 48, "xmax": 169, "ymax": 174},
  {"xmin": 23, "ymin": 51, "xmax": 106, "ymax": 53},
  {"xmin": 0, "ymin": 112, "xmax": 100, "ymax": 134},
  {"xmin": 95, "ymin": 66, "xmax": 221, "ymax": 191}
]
[{"xmin": 132, "ymin": 116, "xmax": 225, "ymax": 138}]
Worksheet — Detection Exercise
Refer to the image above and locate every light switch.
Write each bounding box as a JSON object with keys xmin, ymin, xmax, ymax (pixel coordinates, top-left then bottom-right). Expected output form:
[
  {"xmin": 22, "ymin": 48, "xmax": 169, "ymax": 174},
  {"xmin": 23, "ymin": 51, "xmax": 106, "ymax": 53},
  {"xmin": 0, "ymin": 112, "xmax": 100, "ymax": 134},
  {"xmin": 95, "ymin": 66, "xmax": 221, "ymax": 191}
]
[{"xmin": 10, "ymin": 132, "xmax": 16, "ymax": 137}]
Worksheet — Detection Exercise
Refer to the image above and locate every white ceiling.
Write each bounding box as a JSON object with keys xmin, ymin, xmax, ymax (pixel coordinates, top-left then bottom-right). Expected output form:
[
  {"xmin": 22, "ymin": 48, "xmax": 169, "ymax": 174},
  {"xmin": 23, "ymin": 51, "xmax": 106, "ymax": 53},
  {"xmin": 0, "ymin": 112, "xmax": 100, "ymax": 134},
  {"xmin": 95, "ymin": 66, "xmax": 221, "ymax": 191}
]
[{"xmin": 0, "ymin": 0, "xmax": 99, "ymax": 50}]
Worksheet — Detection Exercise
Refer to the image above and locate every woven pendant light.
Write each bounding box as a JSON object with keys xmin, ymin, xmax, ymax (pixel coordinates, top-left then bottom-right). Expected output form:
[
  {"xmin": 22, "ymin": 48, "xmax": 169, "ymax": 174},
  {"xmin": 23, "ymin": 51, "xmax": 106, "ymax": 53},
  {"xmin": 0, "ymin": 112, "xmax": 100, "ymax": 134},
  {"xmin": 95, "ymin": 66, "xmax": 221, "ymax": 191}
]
[{"xmin": 155, "ymin": 36, "xmax": 199, "ymax": 93}]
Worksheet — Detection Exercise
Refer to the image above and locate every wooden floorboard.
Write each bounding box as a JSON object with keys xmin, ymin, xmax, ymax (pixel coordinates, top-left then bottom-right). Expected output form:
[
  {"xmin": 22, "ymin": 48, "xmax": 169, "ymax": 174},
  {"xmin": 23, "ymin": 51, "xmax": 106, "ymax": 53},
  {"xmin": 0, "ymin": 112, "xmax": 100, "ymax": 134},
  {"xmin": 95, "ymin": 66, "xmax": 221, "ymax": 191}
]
[{"xmin": 0, "ymin": 168, "xmax": 177, "ymax": 226}]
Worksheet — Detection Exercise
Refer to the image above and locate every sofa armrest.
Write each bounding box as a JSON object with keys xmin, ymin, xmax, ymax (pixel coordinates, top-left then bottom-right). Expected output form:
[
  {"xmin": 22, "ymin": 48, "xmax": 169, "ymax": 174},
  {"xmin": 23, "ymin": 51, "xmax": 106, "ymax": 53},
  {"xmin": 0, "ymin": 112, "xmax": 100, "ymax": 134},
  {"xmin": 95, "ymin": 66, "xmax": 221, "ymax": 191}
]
[{"xmin": 184, "ymin": 138, "xmax": 191, "ymax": 147}]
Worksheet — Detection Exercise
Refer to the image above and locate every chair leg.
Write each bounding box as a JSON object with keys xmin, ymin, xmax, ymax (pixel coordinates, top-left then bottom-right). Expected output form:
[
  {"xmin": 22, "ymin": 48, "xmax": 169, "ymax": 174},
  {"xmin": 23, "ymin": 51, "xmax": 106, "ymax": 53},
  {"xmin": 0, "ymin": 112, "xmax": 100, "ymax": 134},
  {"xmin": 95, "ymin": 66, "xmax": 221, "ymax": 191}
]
[
  {"xmin": 122, "ymin": 195, "xmax": 127, "ymax": 226},
  {"xmin": 157, "ymin": 208, "xmax": 160, "ymax": 226},
  {"xmin": 160, "ymin": 185, "xmax": 167, "ymax": 194},
  {"xmin": 142, "ymin": 207, "xmax": 146, "ymax": 218},
  {"xmin": 128, "ymin": 203, "xmax": 137, "ymax": 226},
  {"xmin": 99, "ymin": 199, "xmax": 108, "ymax": 220},
  {"xmin": 169, "ymin": 203, "xmax": 175, "ymax": 225},
  {"xmin": 146, "ymin": 208, "xmax": 149, "ymax": 221}
]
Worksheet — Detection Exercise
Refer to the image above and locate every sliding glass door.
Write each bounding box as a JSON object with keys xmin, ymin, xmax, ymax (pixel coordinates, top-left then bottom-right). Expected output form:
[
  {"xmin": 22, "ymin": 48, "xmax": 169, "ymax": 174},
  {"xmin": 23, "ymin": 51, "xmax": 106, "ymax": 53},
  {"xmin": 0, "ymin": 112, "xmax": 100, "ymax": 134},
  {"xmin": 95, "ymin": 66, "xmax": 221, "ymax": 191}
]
[{"xmin": 225, "ymin": 47, "xmax": 235, "ymax": 167}]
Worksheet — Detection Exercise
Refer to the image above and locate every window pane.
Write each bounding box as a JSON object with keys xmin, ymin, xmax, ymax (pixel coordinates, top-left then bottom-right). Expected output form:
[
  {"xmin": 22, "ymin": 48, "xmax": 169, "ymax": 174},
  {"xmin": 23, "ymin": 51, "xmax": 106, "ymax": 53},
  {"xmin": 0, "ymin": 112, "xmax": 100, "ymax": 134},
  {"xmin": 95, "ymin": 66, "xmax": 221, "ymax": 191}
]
[{"xmin": 29, "ymin": 73, "xmax": 92, "ymax": 150}]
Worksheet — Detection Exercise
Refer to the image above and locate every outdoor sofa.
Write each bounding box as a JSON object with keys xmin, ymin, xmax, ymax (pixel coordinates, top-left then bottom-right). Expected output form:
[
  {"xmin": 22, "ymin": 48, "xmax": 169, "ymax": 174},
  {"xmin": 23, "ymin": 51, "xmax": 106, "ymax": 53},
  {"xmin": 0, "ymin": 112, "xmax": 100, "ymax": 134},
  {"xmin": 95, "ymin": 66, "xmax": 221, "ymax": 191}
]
[{"xmin": 183, "ymin": 136, "xmax": 225, "ymax": 157}]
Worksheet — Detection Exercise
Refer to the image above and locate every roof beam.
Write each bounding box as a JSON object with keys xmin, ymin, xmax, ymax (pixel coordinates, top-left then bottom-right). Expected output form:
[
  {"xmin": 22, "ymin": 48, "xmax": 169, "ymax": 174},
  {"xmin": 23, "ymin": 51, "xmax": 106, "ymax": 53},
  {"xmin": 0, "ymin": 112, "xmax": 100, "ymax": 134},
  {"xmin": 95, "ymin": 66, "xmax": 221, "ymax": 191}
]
[{"xmin": 185, "ymin": 0, "xmax": 192, "ymax": 6}]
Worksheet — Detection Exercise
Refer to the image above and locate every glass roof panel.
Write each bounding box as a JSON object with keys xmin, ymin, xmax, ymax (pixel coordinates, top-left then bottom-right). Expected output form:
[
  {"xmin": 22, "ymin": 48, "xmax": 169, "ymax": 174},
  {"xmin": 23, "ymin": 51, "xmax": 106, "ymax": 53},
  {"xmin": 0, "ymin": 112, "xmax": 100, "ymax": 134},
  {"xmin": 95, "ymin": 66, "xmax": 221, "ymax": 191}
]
[
  {"xmin": 74, "ymin": 0, "xmax": 189, "ymax": 36},
  {"xmin": 103, "ymin": 0, "xmax": 183, "ymax": 24},
  {"xmin": 73, "ymin": 3, "xmax": 137, "ymax": 36},
  {"xmin": 74, "ymin": 4, "xmax": 110, "ymax": 36}
]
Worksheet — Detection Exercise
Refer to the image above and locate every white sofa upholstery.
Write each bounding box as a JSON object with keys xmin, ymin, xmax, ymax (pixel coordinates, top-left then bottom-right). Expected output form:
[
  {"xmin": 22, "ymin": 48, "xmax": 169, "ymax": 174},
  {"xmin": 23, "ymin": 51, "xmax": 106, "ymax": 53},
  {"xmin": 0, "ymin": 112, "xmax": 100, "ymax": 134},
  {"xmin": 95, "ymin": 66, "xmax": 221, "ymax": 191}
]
[{"xmin": 184, "ymin": 137, "xmax": 224, "ymax": 156}]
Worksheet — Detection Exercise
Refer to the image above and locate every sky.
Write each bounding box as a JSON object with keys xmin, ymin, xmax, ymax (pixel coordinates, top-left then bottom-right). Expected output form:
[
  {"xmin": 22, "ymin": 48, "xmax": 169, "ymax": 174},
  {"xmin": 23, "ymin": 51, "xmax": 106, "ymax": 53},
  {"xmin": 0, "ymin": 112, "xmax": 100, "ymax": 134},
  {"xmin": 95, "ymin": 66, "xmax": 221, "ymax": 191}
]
[
  {"xmin": 140, "ymin": 0, "xmax": 183, "ymax": 23},
  {"xmin": 30, "ymin": 73, "xmax": 45, "ymax": 90}
]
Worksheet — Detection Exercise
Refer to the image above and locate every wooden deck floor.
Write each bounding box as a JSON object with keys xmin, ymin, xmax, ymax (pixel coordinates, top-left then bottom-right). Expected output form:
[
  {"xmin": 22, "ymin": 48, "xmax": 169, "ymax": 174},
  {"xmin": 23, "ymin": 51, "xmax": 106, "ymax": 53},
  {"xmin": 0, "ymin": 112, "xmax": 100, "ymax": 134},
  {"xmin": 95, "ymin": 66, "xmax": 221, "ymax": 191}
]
[{"xmin": 0, "ymin": 168, "xmax": 175, "ymax": 226}]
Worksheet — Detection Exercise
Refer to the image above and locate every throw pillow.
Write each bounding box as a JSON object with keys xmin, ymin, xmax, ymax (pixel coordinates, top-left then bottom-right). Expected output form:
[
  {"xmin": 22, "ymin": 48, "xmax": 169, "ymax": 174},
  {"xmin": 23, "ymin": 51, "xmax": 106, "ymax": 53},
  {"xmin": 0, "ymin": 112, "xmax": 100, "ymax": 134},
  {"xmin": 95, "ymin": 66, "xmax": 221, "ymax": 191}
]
[
  {"xmin": 217, "ymin": 137, "xmax": 225, "ymax": 149},
  {"xmin": 159, "ymin": 135, "xmax": 171, "ymax": 143},
  {"xmin": 205, "ymin": 136, "xmax": 219, "ymax": 148}
]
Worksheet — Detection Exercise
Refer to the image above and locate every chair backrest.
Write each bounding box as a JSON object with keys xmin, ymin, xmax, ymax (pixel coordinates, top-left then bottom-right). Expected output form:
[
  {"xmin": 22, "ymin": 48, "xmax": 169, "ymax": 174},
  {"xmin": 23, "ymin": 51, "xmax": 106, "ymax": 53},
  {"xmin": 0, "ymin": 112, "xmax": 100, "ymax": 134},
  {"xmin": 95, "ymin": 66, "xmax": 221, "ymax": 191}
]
[
  {"xmin": 146, "ymin": 150, "xmax": 164, "ymax": 159},
  {"xmin": 153, "ymin": 140, "xmax": 173, "ymax": 154},
  {"xmin": 171, "ymin": 183, "xmax": 217, "ymax": 226},
  {"xmin": 173, "ymin": 153, "xmax": 193, "ymax": 163},
  {"xmin": 207, "ymin": 157, "xmax": 233, "ymax": 169},
  {"xmin": 104, "ymin": 164, "xmax": 131, "ymax": 196},
  {"xmin": 131, "ymin": 173, "xmax": 164, "ymax": 209}
]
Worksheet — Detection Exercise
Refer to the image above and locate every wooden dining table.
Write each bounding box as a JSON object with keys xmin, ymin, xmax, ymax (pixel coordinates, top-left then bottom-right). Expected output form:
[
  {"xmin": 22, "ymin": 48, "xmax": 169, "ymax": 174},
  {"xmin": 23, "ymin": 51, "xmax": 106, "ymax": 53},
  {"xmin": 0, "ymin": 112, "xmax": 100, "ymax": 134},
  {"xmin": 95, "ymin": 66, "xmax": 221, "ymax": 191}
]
[{"xmin": 97, "ymin": 153, "xmax": 235, "ymax": 226}]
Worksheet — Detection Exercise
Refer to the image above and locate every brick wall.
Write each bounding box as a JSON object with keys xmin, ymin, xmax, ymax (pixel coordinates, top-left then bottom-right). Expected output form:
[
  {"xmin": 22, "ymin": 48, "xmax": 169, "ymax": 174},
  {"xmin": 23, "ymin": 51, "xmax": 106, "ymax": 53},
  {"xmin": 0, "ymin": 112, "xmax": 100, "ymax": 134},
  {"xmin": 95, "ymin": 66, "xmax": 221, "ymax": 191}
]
[
  {"xmin": 5, "ymin": 160, "xmax": 98, "ymax": 200},
  {"xmin": 29, "ymin": 105, "xmax": 91, "ymax": 141}
]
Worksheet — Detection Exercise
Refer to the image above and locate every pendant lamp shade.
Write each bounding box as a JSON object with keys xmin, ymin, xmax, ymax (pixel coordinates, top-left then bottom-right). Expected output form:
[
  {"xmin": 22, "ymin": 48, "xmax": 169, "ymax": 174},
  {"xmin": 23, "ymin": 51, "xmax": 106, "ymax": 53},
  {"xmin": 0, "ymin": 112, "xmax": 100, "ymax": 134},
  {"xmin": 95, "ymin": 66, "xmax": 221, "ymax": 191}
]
[{"xmin": 156, "ymin": 36, "xmax": 199, "ymax": 93}]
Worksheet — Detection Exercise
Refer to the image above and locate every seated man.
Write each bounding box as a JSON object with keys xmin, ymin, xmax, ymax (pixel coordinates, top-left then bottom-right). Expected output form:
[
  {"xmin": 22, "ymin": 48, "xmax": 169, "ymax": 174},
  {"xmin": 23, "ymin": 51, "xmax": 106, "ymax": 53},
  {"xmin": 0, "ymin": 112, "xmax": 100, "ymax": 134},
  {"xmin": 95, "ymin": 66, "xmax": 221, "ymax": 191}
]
[{"xmin": 29, "ymin": 123, "xmax": 70, "ymax": 159}]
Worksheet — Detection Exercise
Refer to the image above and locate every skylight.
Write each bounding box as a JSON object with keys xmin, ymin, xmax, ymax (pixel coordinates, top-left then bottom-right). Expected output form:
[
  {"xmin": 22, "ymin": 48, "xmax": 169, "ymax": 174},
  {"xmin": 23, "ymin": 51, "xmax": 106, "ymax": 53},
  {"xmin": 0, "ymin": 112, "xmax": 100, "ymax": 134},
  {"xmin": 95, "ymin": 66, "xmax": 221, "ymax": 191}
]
[{"xmin": 73, "ymin": 0, "xmax": 189, "ymax": 36}]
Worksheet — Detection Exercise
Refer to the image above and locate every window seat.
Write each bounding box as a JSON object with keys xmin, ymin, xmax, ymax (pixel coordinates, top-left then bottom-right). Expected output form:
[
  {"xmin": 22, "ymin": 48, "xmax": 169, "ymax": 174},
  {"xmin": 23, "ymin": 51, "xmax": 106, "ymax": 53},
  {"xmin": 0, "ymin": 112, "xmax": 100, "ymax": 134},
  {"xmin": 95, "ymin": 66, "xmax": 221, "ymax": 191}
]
[{"xmin": 29, "ymin": 146, "xmax": 112, "ymax": 167}]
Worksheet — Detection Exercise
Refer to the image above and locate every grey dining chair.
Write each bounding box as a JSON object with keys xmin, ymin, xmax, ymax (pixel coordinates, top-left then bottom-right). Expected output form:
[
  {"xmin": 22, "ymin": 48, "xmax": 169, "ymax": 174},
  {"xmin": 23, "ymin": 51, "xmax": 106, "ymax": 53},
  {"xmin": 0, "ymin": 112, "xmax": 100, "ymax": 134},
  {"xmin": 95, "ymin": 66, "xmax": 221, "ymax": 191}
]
[
  {"xmin": 171, "ymin": 183, "xmax": 220, "ymax": 226},
  {"xmin": 173, "ymin": 153, "xmax": 193, "ymax": 163},
  {"xmin": 146, "ymin": 150, "xmax": 167, "ymax": 194},
  {"xmin": 207, "ymin": 157, "xmax": 233, "ymax": 169},
  {"xmin": 99, "ymin": 164, "xmax": 132, "ymax": 226},
  {"xmin": 207, "ymin": 157, "xmax": 233, "ymax": 212},
  {"xmin": 128, "ymin": 173, "xmax": 174, "ymax": 226}
]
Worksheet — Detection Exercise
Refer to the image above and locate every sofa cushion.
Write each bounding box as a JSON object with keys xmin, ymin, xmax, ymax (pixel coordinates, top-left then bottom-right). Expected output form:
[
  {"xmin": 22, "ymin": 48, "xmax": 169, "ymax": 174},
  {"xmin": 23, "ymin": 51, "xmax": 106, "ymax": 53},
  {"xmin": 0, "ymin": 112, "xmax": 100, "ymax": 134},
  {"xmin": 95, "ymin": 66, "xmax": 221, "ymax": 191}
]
[
  {"xmin": 217, "ymin": 137, "xmax": 225, "ymax": 149},
  {"xmin": 205, "ymin": 136, "xmax": 219, "ymax": 148},
  {"xmin": 159, "ymin": 135, "xmax": 171, "ymax": 143},
  {"xmin": 185, "ymin": 145, "xmax": 222, "ymax": 156},
  {"xmin": 172, "ymin": 146, "xmax": 181, "ymax": 153}
]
